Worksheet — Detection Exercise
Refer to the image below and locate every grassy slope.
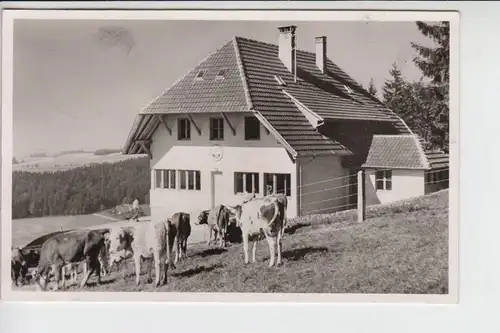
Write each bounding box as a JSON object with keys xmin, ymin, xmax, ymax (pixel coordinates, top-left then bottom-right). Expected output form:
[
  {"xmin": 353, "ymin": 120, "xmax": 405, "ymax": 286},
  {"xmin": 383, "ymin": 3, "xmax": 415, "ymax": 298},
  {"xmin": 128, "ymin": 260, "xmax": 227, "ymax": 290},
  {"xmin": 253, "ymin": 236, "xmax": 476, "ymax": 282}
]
[
  {"xmin": 44, "ymin": 190, "xmax": 450, "ymax": 294},
  {"xmin": 13, "ymin": 152, "xmax": 144, "ymax": 173}
]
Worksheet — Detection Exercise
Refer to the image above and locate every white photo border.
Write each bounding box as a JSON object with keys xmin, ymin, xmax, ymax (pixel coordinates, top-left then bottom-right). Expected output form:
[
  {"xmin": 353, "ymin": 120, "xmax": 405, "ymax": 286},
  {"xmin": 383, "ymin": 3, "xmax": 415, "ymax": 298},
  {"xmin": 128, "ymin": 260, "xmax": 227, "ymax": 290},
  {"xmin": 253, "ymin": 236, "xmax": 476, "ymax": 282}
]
[{"xmin": 1, "ymin": 4, "xmax": 459, "ymax": 305}]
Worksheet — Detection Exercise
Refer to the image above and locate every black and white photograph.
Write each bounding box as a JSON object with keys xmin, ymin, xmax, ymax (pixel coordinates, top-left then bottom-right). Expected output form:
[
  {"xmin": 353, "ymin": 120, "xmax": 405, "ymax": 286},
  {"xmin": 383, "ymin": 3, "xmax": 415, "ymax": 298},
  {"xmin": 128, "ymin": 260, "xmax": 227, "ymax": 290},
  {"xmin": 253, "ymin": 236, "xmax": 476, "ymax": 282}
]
[{"xmin": 1, "ymin": 9, "xmax": 458, "ymax": 302}]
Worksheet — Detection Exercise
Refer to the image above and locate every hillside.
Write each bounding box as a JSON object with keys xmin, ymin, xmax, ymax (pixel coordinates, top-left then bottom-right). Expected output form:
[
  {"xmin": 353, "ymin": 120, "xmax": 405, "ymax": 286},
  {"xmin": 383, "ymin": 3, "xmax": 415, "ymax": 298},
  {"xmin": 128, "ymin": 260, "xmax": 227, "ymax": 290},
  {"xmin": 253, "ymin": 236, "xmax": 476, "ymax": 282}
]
[
  {"xmin": 51, "ymin": 190, "xmax": 448, "ymax": 294},
  {"xmin": 13, "ymin": 150, "xmax": 144, "ymax": 173},
  {"xmin": 12, "ymin": 156, "xmax": 150, "ymax": 219}
]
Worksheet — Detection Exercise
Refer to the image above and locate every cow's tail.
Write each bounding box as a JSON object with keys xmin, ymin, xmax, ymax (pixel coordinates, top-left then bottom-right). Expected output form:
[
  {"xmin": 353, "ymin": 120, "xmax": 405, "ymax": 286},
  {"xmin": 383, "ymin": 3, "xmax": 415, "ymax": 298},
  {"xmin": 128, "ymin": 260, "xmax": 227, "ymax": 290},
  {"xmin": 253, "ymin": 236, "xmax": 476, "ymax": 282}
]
[{"xmin": 163, "ymin": 221, "xmax": 176, "ymax": 270}]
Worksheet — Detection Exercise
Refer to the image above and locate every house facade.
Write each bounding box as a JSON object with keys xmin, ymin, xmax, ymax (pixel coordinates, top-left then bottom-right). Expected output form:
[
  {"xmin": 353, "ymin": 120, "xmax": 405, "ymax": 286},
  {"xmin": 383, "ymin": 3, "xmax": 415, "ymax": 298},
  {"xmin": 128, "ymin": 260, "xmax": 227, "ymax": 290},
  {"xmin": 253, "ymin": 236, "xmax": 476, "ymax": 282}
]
[{"xmin": 122, "ymin": 25, "xmax": 448, "ymax": 221}]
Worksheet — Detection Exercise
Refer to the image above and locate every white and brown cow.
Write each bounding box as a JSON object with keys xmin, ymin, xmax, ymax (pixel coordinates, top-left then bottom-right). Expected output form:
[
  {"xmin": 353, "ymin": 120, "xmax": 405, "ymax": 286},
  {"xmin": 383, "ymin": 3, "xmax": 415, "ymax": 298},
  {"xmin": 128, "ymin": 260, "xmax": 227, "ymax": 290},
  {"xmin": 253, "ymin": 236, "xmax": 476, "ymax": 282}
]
[
  {"xmin": 230, "ymin": 195, "xmax": 286, "ymax": 267},
  {"xmin": 196, "ymin": 204, "xmax": 232, "ymax": 248},
  {"xmin": 106, "ymin": 221, "xmax": 175, "ymax": 287}
]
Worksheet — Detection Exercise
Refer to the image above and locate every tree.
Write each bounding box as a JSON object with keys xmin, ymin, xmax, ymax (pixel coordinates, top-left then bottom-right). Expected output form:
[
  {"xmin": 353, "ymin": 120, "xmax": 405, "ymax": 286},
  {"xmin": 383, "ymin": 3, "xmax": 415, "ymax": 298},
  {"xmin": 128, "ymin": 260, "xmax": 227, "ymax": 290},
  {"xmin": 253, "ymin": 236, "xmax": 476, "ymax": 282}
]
[
  {"xmin": 382, "ymin": 63, "xmax": 406, "ymax": 114},
  {"xmin": 411, "ymin": 21, "xmax": 450, "ymax": 152},
  {"xmin": 411, "ymin": 21, "xmax": 450, "ymax": 85},
  {"xmin": 367, "ymin": 78, "xmax": 378, "ymax": 97},
  {"xmin": 12, "ymin": 157, "xmax": 19, "ymax": 165},
  {"xmin": 398, "ymin": 80, "xmax": 447, "ymax": 150}
]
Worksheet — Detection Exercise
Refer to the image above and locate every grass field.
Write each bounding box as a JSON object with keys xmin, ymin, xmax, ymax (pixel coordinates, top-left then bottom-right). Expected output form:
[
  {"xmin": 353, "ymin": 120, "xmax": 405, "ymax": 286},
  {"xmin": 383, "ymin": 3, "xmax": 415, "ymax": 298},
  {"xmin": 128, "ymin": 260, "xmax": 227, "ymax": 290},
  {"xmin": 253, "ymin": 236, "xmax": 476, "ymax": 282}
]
[
  {"xmin": 18, "ymin": 190, "xmax": 449, "ymax": 294},
  {"xmin": 12, "ymin": 214, "xmax": 118, "ymax": 248},
  {"xmin": 12, "ymin": 151, "xmax": 144, "ymax": 173}
]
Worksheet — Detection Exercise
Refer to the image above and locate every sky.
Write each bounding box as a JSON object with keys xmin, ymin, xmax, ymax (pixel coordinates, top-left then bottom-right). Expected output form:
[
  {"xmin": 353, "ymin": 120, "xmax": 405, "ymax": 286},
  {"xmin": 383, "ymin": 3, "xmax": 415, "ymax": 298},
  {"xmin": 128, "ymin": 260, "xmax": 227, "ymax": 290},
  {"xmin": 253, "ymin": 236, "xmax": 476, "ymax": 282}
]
[{"xmin": 13, "ymin": 19, "xmax": 435, "ymax": 158}]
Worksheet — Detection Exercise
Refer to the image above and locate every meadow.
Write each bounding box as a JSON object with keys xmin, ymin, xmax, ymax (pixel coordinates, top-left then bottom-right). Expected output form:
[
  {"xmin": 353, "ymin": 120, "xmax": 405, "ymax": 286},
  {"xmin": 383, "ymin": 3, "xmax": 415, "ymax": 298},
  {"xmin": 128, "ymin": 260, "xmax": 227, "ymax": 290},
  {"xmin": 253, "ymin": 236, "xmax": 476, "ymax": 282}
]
[{"xmin": 14, "ymin": 190, "xmax": 449, "ymax": 294}]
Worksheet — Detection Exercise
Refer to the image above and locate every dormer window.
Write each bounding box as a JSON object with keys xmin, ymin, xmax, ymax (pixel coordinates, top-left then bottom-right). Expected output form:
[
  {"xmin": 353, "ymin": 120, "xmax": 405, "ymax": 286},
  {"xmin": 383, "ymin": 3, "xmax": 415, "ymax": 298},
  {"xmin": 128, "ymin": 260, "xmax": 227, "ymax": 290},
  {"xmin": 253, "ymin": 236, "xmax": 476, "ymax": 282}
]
[
  {"xmin": 344, "ymin": 85, "xmax": 354, "ymax": 94},
  {"xmin": 195, "ymin": 70, "xmax": 205, "ymax": 81},
  {"xmin": 274, "ymin": 75, "xmax": 287, "ymax": 86},
  {"xmin": 215, "ymin": 68, "xmax": 227, "ymax": 80}
]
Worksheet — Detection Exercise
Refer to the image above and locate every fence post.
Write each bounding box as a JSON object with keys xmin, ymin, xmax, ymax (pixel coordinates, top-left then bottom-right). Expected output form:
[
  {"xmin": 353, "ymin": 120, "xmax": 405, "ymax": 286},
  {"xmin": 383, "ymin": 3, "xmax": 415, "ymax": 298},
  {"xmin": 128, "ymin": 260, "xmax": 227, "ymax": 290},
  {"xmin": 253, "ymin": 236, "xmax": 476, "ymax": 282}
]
[{"xmin": 357, "ymin": 170, "xmax": 366, "ymax": 222}]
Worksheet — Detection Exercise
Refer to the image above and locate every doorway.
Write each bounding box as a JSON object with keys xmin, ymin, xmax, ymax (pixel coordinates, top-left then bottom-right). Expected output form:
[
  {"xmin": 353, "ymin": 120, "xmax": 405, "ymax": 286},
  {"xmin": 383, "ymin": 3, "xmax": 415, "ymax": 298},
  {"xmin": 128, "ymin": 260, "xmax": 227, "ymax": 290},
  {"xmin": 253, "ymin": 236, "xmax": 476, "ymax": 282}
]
[{"xmin": 210, "ymin": 171, "xmax": 224, "ymax": 208}]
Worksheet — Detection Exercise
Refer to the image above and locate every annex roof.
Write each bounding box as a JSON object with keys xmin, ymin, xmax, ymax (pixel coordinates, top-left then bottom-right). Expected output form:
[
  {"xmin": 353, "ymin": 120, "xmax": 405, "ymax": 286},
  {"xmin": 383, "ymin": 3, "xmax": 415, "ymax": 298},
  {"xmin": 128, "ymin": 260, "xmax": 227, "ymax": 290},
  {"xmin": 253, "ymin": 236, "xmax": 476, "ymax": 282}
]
[{"xmin": 362, "ymin": 135, "xmax": 449, "ymax": 170}]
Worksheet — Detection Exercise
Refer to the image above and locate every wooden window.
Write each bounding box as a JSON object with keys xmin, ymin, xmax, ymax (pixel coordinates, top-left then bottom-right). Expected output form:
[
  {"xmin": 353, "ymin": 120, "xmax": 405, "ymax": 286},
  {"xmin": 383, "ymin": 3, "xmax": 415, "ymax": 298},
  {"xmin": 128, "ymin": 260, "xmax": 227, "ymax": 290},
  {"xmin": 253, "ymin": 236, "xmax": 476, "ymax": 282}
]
[
  {"xmin": 178, "ymin": 118, "xmax": 191, "ymax": 140},
  {"xmin": 162, "ymin": 170, "xmax": 176, "ymax": 189},
  {"xmin": 234, "ymin": 172, "xmax": 260, "ymax": 194},
  {"xmin": 179, "ymin": 170, "xmax": 201, "ymax": 191},
  {"xmin": 244, "ymin": 116, "xmax": 260, "ymax": 140},
  {"xmin": 155, "ymin": 170, "xmax": 162, "ymax": 189},
  {"xmin": 264, "ymin": 173, "xmax": 291, "ymax": 196},
  {"xmin": 375, "ymin": 170, "xmax": 392, "ymax": 191},
  {"xmin": 154, "ymin": 169, "xmax": 176, "ymax": 189},
  {"xmin": 210, "ymin": 117, "xmax": 224, "ymax": 140}
]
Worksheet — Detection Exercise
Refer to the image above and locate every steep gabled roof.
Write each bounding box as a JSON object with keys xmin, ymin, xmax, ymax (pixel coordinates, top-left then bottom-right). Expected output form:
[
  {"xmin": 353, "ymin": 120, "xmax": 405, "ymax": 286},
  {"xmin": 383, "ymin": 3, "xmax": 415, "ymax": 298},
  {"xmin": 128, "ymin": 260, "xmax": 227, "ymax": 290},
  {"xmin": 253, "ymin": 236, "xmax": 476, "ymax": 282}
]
[
  {"xmin": 123, "ymin": 34, "xmax": 411, "ymax": 158},
  {"xmin": 362, "ymin": 135, "xmax": 449, "ymax": 170},
  {"xmin": 142, "ymin": 40, "xmax": 249, "ymax": 115}
]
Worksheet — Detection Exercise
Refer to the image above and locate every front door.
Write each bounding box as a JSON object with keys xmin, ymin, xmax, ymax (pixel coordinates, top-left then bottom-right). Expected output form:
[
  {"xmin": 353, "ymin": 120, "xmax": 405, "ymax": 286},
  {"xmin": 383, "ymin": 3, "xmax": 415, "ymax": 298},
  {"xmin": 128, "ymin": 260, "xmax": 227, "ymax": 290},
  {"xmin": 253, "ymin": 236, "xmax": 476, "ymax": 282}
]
[{"xmin": 210, "ymin": 171, "xmax": 224, "ymax": 208}]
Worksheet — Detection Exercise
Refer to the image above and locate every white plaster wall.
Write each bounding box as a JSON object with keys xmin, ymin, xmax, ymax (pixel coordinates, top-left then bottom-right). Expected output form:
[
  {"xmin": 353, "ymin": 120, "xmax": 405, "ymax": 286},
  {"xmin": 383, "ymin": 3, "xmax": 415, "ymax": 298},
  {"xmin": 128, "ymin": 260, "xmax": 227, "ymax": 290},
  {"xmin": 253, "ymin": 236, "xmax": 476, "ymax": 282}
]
[
  {"xmin": 148, "ymin": 112, "xmax": 297, "ymax": 221},
  {"xmin": 298, "ymin": 155, "xmax": 349, "ymax": 216},
  {"xmin": 364, "ymin": 168, "xmax": 425, "ymax": 206}
]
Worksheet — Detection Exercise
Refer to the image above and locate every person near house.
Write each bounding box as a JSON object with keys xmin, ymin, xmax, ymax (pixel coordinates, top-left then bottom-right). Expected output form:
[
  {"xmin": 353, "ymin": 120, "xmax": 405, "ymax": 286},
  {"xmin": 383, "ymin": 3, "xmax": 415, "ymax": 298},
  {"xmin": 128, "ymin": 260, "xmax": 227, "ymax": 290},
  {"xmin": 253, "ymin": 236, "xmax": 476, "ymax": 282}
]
[{"xmin": 131, "ymin": 197, "xmax": 140, "ymax": 222}]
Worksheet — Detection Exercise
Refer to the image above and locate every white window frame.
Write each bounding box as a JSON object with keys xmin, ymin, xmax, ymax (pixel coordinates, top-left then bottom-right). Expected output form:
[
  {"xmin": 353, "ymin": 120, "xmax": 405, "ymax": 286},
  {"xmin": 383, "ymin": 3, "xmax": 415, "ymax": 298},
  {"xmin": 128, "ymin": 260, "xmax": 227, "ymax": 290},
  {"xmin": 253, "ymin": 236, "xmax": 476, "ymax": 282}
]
[
  {"xmin": 178, "ymin": 118, "xmax": 191, "ymax": 140},
  {"xmin": 178, "ymin": 170, "xmax": 201, "ymax": 191},
  {"xmin": 234, "ymin": 172, "xmax": 260, "ymax": 195},
  {"xmin": 375, "ymin": 170, "xmax": 392, "ymax": 191},
  {"xmin": 210, "ymin": 117, "xmax": 224, "ymax": 141},
  {"xmin": 153, "ymin": 169, "xmax": 176, "ymax": 189},
  {"xmin": 264, "ymin": 173, "xmax": 291, "ymax": 197}
]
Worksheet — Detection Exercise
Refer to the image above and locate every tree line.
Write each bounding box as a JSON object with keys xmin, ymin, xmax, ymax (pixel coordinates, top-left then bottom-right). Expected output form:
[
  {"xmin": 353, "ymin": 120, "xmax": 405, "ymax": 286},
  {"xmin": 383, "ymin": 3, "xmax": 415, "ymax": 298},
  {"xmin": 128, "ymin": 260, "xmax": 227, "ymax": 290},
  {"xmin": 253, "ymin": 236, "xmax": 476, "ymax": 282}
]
[
  {"xmin": 367, "ymin": 21, "xmax": 449, "ymax": 153},
  {"xmin": 12, "ymin": 157, "xmax": 150, "ymax": 219}
]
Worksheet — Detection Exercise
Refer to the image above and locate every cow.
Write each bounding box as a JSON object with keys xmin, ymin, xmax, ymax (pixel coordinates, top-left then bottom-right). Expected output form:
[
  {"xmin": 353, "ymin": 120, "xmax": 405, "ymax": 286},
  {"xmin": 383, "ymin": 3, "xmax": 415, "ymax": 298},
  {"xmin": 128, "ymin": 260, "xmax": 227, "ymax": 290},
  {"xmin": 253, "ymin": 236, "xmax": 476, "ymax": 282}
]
[
  {"xmin": 230, "ymin": 196, "xmax": 286, "ymax": 267},
  {"xmin": 167, "ymin": 212, "xmax": 191, "ymax": 263},
  {"xmin": 106, "ymin": 220, "xmax": 175, "ymax": 287},
  {"xmin": 11, "ymin": 247, "xmax": 28, "ymax": 286},
  {"xmin": 267, "ymin": 193, "xmax": 289, "ymax": 236},
  {"xmin": 196, "ymin": 205, "xmax": 232, "ymax": 248},
  {"xmin": 60, "ymin": 240, "xmax": 110, "ymax": 287},
  {"xmin": 34, "ymin": 229, "xmax": 108, "ymax": 291}
]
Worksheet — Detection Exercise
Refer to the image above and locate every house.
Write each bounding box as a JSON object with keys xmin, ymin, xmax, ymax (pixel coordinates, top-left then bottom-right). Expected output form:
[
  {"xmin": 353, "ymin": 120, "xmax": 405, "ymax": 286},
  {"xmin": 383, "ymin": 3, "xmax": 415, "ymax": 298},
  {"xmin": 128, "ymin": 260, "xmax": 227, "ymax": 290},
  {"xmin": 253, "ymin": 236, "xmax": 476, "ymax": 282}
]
[
  {"xmin": 362, "ymin": 135, "xmax": 449, "ymax": 205},
  {"xmin": 122, "ymin": 25, "xmax": 449, "ymax": 221}
]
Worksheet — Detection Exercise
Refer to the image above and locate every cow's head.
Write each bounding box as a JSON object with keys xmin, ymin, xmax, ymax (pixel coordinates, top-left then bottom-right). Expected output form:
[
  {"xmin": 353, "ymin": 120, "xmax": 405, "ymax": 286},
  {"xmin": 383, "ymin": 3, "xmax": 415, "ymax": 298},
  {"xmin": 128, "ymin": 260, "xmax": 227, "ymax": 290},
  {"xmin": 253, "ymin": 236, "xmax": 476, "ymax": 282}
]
[
  {"xmin": 106, "ymin": 227, "xmax": 133, "ymax": 267},
  {"xmin": 11, "ymin": 247, "xmax": 28, "ymax": 286},
  {"xmin": 196, "ymin": 210, "xmax": 209, "ymax": 225}
]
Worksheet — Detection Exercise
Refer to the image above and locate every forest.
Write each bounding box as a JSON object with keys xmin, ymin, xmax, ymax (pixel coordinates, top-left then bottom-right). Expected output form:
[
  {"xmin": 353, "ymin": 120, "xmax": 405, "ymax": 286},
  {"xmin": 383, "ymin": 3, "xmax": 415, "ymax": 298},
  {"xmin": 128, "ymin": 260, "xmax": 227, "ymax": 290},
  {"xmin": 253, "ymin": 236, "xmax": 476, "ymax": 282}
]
[{"xmin": 12, "ymin": 157, "xmax": 150, "ymax": 219}]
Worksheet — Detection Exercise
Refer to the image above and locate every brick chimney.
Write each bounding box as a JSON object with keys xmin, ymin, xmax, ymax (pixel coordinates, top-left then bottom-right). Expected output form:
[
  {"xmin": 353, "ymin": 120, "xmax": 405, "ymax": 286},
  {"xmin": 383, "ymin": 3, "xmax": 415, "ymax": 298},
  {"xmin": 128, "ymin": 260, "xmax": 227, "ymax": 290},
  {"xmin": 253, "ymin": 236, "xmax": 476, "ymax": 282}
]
[
  {"xmin": 315, "ymin": 36, "xmax": 327, "ymax": 73},
  {"xmin": 278, "ymin": 25, "xmax": 297, "ymax": 78}
]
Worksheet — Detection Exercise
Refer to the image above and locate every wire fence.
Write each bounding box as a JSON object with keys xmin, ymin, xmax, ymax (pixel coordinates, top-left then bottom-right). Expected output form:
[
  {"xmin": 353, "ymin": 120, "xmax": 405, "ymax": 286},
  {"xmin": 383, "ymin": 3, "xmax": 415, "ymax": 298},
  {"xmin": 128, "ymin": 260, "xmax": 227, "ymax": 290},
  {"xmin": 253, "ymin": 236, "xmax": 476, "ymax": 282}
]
[
  {"xmin": 148, "ymin": 167, "xmax": 449, "ymax": 220},
  {"xmin": 296, "ymin": 167, "xmax": 449, "ymax": 216}
]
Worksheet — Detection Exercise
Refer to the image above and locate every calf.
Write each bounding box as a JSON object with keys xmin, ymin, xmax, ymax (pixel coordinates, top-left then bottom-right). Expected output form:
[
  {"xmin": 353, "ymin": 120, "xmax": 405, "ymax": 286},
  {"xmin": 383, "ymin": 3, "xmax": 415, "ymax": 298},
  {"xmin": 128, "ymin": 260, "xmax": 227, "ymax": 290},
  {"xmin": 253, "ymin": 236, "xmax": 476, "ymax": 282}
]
[
  {"xmin": 61, "ymin": 242, "xmax": 110, "ymax": 287},
  {"xmin": 35, "ymin": 229, "xmax": 108, "ymax": 291},
  {"xmin": 196, "ymin": 205, "xmax": 231, "ymax": 248},
  {"xmin": 107, "ymin": 220, "xmax": 175, "ymax": 287},
  {"xmin": 11, "ymin": 247, "xmax": 28, "ymax": 286},
  {"xmin": 231, "ymin": 196, "xmax": 285, "ymax": 267},
  {"xmin": 167, "ymin": 212, "xmax": 192, "ymax": 263}
]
